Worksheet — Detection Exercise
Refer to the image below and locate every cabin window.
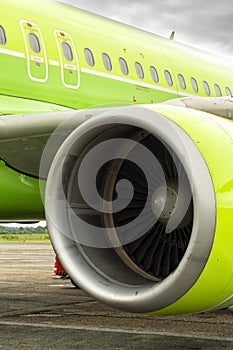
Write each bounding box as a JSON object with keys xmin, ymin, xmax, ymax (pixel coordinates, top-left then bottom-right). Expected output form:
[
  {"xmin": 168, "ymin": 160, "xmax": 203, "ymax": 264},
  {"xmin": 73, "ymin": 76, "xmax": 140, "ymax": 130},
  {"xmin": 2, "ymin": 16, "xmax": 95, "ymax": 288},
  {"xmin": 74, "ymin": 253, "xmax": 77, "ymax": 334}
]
[
  {"xmin": 225, "ymin": 87, "xmax": 232, "ymax": 97},
  {"xmin": 150, "ymin": 66, "xmax": 159, "ymax": 83},
  {"xmin": 191, "ymin": 77, "xmax": 198, "ymax": 93},
  {"xmin": 102, "ymin": 53, "xmax": 112, "ymax": 71},
  {"xmin": 214, "ymin": 84, "xmax": 222, "ymax": 97},
  {"xmin": 28, "ymin": 32, "xmax": 41, "ymax": 54},
  {"xmin": 178, "ymin": 73, "xmax": 186, "ymax": 90},
  {"xmin": 119, "ymin": 57, "xmax": 129, "ymax": 75},
  {"xmin": 203, "ymin": 81, "xmax": 211, "ymax": 96},
  {"xmin": 135, "ymin": 62, "xmax": 144, "ymax": 79},
  {"xmin": 84, "ymin": 48, "xmax": 95, "ymax": 67},
  {"xmin": 164, "ymin": 70, "xmax": 173, "ymax": 86},
  {"xmin": 0, "ymin": 25, "xmax": 6, "ymax": 45},
  {"xmin": 62, "ymin": 42, "xmax": 73, "ymax": 62}
]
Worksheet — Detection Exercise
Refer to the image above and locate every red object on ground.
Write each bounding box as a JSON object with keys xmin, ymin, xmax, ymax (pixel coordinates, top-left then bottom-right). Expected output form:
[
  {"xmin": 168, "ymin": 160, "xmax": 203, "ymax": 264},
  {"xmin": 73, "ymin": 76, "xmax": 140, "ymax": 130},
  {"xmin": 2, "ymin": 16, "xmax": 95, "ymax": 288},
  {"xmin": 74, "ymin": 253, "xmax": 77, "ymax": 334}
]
[{"xmin": 53, "ymin": 256, "xmax": 68, "ymax": 277}]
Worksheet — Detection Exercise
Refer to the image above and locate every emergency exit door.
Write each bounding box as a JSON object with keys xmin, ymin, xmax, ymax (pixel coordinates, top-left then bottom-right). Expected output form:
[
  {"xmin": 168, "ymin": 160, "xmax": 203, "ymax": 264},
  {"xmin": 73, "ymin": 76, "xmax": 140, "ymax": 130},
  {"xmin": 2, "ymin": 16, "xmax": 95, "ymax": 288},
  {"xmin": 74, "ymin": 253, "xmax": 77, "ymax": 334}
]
[
  {"xmin": 54, "ymin": 30, "xmax": 80, "ymax": 89},
  {"xmin": 20, "ymin": 20, "xmax": 48, "ymax": 83}
]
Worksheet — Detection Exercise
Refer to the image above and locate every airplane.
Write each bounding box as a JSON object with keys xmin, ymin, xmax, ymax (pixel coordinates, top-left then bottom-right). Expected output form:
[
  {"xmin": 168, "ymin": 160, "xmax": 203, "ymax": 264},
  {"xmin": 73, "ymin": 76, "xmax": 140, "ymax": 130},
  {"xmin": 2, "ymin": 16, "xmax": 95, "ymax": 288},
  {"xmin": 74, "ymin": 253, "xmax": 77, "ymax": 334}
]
[{"xmin": 1, "ymin": 0, "xmax": 233, "ymax": 316}]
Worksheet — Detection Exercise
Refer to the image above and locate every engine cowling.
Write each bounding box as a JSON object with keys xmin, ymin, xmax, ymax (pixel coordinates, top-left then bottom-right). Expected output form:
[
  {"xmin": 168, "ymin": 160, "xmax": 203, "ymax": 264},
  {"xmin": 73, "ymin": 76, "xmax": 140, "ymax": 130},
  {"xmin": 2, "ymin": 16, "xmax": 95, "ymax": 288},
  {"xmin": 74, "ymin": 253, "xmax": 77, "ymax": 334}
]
[{"xmin": 44, "ymin": 104, "xmax": 233, "ymax": 315}]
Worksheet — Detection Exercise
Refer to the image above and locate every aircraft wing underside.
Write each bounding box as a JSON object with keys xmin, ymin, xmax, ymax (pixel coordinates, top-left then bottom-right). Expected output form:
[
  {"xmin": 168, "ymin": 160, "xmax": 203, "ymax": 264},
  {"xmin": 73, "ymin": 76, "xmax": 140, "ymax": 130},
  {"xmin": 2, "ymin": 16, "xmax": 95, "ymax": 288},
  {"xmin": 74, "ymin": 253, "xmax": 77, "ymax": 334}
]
[
  {"xmin": 0, "ymin": 109, "xmax": 98, "ymax": 178},
  {"xmin": 1, "ymin": 96, "xmax": 233, "ymax": 179}
]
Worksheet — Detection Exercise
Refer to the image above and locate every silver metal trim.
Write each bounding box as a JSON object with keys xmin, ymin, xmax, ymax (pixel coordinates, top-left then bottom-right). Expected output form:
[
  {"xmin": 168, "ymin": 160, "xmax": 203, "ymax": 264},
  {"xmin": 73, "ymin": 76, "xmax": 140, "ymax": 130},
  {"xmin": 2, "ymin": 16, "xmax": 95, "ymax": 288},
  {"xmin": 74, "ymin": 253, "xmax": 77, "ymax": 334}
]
[{"xmin": 46, "ymin": 105, "xmax": 216, "ymax": 313}]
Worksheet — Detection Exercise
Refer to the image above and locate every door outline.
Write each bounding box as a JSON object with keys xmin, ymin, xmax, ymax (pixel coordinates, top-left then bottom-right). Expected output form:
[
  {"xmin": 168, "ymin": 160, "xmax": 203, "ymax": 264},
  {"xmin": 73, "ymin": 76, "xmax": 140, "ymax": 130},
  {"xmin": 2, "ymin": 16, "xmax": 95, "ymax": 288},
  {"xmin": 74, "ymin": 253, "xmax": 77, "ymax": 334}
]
[
  {"xmin": 54, "ymin": 30, "xmax": 80, "ymax": 90},
  {"xmin": 20, "ymin": 20, "xmax": 48, "ymax": 83}
]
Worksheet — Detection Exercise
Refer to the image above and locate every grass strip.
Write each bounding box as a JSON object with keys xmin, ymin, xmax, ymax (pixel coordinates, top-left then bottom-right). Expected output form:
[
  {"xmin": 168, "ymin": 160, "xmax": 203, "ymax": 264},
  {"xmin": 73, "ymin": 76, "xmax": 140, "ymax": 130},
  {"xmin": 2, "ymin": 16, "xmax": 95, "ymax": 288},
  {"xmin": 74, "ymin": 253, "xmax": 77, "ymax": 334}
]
[{"xmin": 0, "ymin": 234, "xmax": 50, "ymax": 242}]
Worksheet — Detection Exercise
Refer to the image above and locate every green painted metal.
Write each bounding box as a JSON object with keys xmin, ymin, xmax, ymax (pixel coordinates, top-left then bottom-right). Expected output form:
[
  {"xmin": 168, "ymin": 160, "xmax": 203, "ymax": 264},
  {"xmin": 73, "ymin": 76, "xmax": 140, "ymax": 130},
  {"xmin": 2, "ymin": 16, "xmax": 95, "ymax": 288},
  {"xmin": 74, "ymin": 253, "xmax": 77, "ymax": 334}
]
[
  {"xmin": 0, "ymin": 0, "xmax": 233, "ymax": 314},
  {"xmin": 144, "ymin": 104, "xmax": 233, "ymax": 314},
  {"xmin": 0, "ymin": 161, "xmax": 45, "ymax": 221},
  {"xmin": 0, "ymin": 96, "xmax": 71, "ymax": 222},
  {"xmin": 0, "ymin": 0, "xmax": 233, "ymax": 110},
  {"xmin": 0, "ymin": 0, "xmax": 232, "ymax": 232}
]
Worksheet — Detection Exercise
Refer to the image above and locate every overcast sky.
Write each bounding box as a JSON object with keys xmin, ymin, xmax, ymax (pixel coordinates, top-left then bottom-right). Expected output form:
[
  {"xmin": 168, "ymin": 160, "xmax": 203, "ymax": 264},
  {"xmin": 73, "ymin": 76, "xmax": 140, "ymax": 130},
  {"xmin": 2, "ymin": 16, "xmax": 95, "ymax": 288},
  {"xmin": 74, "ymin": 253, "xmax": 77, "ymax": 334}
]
[{"xmin": 58, "ymin": 0, "xmax": 233, "ymax": 59}]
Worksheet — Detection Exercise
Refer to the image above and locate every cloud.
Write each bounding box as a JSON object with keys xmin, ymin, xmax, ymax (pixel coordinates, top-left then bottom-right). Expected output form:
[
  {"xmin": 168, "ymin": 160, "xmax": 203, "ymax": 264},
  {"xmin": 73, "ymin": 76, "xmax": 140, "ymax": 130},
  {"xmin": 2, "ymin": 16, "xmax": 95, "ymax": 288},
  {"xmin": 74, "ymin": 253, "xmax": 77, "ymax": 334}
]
[{"xmin": 58, "ymin": 0, "xmax": 233, "ymax": 58}]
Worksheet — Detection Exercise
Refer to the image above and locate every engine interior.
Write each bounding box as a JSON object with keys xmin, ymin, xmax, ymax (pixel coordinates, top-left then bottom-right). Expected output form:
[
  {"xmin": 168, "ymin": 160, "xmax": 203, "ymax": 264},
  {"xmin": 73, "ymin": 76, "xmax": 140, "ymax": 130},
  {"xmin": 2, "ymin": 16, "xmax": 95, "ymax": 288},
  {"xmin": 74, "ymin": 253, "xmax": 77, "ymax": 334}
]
[{"xmin": 45, "ymin": 106, "xmax": 216, "ymax": 313}]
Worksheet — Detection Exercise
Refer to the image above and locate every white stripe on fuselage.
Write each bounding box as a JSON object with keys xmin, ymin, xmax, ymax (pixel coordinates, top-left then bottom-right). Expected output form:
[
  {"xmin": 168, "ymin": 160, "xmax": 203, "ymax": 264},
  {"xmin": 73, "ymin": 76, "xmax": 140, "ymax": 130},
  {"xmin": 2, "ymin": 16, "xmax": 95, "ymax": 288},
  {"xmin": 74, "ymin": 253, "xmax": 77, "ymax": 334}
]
[
  {"xmin": 81, "ymin": 68, "xmax": 193, "ymax": 98},
  {"xmin": 0, "ymin": 47, "xmax": 25, "ymax": 58},
  {"xmin": 0, "ymin": 47, "xmax": 193, "ymax": 97}
]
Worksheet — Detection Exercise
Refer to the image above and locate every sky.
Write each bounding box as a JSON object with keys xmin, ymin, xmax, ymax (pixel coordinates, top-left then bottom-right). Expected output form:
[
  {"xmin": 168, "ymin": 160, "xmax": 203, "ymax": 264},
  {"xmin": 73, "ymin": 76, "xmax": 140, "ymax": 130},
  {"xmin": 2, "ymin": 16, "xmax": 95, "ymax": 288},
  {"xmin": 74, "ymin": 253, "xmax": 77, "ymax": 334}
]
[{"xmin": 58, "ymin": 0, "xmax": 233, "ymax": 59}]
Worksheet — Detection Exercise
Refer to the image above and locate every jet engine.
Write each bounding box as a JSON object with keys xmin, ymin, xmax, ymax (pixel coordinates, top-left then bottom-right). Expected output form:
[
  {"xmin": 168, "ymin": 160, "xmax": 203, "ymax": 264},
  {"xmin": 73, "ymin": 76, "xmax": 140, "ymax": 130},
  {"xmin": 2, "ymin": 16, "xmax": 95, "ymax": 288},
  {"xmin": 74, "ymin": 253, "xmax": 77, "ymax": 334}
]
[{"xmin": 45, "ymin": 103, "xmax": 233, "ymax": 315}]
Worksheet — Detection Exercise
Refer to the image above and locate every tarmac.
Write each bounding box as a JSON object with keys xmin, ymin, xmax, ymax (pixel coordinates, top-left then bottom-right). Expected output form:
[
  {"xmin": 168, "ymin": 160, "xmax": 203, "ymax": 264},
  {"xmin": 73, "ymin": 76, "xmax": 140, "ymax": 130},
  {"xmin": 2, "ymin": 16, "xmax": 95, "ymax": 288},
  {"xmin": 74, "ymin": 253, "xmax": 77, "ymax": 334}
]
[{"xmin": 0, "ymin": 242, "xmax": 233, "ymax": 349}]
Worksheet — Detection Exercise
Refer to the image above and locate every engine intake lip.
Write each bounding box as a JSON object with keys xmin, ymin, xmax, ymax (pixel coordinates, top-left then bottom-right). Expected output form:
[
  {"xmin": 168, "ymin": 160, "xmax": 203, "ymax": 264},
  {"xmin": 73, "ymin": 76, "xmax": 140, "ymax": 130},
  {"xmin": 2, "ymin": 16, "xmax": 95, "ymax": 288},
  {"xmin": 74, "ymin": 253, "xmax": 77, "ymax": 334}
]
[{"xmin": 45, "ymin": 106, "xmax": 216, "ymax": 313}]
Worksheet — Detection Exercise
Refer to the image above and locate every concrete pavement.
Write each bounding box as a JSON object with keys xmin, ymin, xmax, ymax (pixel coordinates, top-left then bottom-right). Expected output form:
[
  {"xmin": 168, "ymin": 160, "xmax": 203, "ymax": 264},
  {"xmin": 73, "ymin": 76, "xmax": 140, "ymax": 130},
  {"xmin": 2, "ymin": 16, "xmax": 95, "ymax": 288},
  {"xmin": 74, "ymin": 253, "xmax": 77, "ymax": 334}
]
[{"xmin": 0, "ymin": 242, "xmax": 232, "ymax": 349}]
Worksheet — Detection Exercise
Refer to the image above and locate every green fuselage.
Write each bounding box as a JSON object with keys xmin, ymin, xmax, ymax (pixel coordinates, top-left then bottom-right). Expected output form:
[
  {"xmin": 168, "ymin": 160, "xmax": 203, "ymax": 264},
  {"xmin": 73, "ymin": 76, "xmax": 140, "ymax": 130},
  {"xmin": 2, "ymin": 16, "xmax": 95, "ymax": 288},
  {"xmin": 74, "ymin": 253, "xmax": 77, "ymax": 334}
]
[{"xmin": 0, "ymin": 0, "xmax": 233, "ymax": 221}]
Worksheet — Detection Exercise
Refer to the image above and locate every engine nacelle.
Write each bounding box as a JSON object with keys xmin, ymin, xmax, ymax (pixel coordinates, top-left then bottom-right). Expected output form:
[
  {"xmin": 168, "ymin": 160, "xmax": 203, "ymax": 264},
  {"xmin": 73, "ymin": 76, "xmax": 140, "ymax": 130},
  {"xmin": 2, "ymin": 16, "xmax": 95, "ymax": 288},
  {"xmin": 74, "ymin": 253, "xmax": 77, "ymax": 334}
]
[{"xmin": 45, "ymin": 104, "xmax": 233, "ymax": 315}]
